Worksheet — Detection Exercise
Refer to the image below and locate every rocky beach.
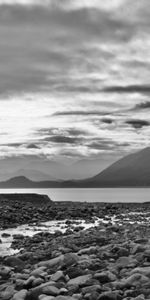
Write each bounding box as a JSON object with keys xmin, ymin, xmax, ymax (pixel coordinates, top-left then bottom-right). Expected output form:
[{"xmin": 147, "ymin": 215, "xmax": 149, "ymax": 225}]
[{"xmin": 1, "ymin": 194, "xmax": 150, "ymax": 300}]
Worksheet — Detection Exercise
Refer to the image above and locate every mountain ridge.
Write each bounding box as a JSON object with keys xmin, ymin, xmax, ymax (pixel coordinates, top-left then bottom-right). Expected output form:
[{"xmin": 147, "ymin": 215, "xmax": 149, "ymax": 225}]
[{"xmin": 0, "ymin": 147, "xmax": 150, "ymax": 187}]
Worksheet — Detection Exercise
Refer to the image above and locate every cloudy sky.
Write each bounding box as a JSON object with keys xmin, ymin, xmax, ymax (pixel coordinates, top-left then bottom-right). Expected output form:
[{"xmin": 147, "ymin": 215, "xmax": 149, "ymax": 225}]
[{"xmin": 0, "ymin": 0, "xmax": 150, "ymax": 176}]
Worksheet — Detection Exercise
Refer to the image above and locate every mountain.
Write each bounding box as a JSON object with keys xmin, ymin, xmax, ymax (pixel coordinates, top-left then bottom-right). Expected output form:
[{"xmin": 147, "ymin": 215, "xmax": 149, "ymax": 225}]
[
  {"xmin": 1, "ymin": 147, "xmax": 150, "ymax": 187},
  {"xmin": 86, "ymin": 147, "xmax": 150, "ymax": 187},
  {"xmin": 0, "ymin": 176, "xmax": 63, "ymax": 188},
  {"xmin": 7, "ymin": 169, "xmax": 59, "ymax": 182}
]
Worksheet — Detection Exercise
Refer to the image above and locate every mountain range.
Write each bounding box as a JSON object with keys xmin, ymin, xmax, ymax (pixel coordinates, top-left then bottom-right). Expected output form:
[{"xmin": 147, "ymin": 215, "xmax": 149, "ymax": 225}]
[{"xmin": 0, "ymin": 147, "xmax": 150, "ymax": 187}]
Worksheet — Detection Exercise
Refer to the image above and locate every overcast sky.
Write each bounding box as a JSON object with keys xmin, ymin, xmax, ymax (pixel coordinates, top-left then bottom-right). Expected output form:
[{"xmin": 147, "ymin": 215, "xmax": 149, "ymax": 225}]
[{"xmin": 0, "ymin": 0, "xmax": 150, "ymax": 167}]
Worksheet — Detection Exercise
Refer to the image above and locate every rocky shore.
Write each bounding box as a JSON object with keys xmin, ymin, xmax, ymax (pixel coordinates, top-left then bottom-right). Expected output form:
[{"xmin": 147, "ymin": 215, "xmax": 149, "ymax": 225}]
[{"xmin": 1, "ymin": 194, "xmax": 150, "ymax": 300}]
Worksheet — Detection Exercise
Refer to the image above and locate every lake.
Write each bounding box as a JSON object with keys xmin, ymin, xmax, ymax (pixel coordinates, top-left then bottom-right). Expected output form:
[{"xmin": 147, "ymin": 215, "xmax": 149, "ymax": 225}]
[{"xmin": 0, "ymin": 188, "xmax": 150, "ymax": 202}]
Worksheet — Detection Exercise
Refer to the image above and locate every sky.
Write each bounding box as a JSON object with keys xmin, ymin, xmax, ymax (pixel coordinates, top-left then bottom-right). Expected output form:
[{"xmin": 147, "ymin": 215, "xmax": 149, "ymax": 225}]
[{"xmin": 0, "ymin": 0, "xmax": 150, "ymax": 178}]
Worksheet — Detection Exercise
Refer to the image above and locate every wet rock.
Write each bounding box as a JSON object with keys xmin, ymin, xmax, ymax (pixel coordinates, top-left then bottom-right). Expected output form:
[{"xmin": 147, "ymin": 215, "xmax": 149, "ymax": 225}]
[
  {"xmin": 1, "ymin": 233, "xmax": 11, "ymax": 238},
  {"xmin": 67, "ymin": 274, "xmax": 92, "ymax": 287},
  {"xmin": 94, "ymin": 271, "xmax": 116, "ymax": 283},
  {"xmin": 0, "ymin": 285, "xmax": 16, "ymax": 300},
  {"xmin": 12, "ymin": 289, "xmax": 28, "ymax": 300},
  {"xmin": 4, "ymin": 256, "xmax": 25, "ymax": 271},
  {"xmin": 30, "ymin": 266, "xmax": 47, "ymax": 277},
  {"xmin": 51, "ymin": 270, "xmax": 65, "ymax": 282},
  {"xmin": 0, "ymin": 266, "xmax": 12, "ymax": 279},
  {"xmin": 98, "ymin": 291, "xmax": 122, "ymax": 300},
  {"xmin": 38, "ymin": 255, "xmax": 64, "ymax": 268}
]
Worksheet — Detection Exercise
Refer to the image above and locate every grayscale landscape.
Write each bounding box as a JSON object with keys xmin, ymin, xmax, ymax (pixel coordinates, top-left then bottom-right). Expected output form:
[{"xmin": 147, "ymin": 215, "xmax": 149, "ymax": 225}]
[{"xmin": 0, "ymin": 1, "xmax": 150, "ymax": 300}]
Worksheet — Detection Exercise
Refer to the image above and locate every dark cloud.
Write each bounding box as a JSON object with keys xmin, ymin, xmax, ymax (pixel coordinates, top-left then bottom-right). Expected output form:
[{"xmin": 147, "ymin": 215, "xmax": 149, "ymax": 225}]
[
  {"xmin": 45, "ymin": 135, "xmax": 81, "ymax": 144},
  {"xmin": 101, "ymin": 118, "xmax": 113, "ymax": 124},
  {"xmin": 1, "ymin": 143, "xmax": 22, "ymax": 147},
  {"xmin": 88, "ymin": 139, "xmax": 130, "ymax": 150},
  {"xmin": 26, "ymin": 143, "xmax": 40, "ymax": 149},
  {"xmin": 54, "ymin": 110, "xmax": 108, "ymax": 116},
  {"xmin": 103, "ymin": 84, "xmax": 150, "ymax": 94},
  {"xmin": 135, "ymin": 101, "xmax": 150, "ymax": 110},
  {"xmin": 67, "ymin": 129, "xmax": 88, "ymax": 136},
  {"xmin": 126, "ymin": 119, "xmax": 150, "ymax": 129},
  {"xmin": 0, "ymin": 4, "xmax": 135, "ymax": 95}
]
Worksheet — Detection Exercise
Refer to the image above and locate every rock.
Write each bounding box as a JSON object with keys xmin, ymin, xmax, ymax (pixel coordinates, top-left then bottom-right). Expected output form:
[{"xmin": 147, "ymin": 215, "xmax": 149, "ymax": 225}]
[
  {"xmin": 113, "ymin": 273, "xmax": 149, "ymax": 289},
  {"xmin": 67, "ymin": 274, "xmax": 92, "ymax": 287},
  {"xmin": 4, "ymin": 257, "xmax": 25, "ymax": 271},
  {"xmin": 98, "ymin": 291, "xmax": 122, "ymax": 300},
  {"xmin": 0, "ymin": 266, "xmax": 12, "ymax": 278},
  {"xmin": 32, "ymin": 277, "xmax": 45, "ymax": 287},
  {"xmin": 42, "ymin": 286, "xmax": 60, "ymax": 296},
  {"xmin": 78, "ymin": 246, "xmax": 98, "ymax": 255},
  {"xmin": 39, "ymin": 296, "xmax": 55, "ymax": 300},
  {"xmin": 63, "ymin": 253, "xmax": 79, "ymax": 268},
  {"xmin": 38, "ymin": 255, "xmax": 64, "ymax": 268},
  {"xmin": 12, "ymin": 289, "xmax": 28, "ymax": 300},
  {"xmin": 26, "ymin": 281, "xmax": 57, "ymax": 300},
  {"xmin": 81, "ymin": 284, "xmax": 101, "ymax": 295},
  {"xmin": 130, "ymin": 266, "xmax": 150, "ymax": 277},
  {"xmin": 51, "ymin": 271, "xmax": 65, "ymax": 282},
  {"xmin": 30, "ymin": 266, "xmax": 47, "ymax": 277},
  {"xmin": 55, "ymin": 297, "xmax": 77, "ymax": 300},
  {"xmin": 115, "ymin": 256, "xmax": 137, "ymax": 269},
  {"xmin": 1, "ymin": 233, "xmax": 11, "ymax": 238},
  {"xmin": 94, "ymin": 271, "xmax": 116, "ymax": 283},
  {"xmin": 24, "ymin": 275, "xmax": 35, "ymax": 288},
  {"xmin": 0, "ymin": 285, "xmax": 16, "ymax": 300}
]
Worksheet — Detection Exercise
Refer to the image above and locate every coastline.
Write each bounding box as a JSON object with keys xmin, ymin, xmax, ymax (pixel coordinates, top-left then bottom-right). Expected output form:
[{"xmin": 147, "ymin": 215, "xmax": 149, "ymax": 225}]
[{"xmin": 1, "ymin": 195, "xmax": 150, "ymax": 299}]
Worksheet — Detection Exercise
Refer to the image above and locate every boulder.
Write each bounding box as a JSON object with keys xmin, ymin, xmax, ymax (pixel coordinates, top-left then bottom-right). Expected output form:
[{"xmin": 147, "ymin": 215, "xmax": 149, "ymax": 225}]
[
  {"xmin": 67, "ymin": 274, "xmax": 92, "ymax": 287},
  {"xmin": 12, "ymin": 289, "xmax": 28, "ymax": 300},
  {"xmin": 38, "ymin": 255, "xmax": 64, "ymax": 268}
]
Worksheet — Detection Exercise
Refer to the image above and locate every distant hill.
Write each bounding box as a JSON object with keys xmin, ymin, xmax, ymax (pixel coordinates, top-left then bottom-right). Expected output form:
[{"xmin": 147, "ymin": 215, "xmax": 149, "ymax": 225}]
[
  {"xmin": 1, "ymin": 148, "xmax": 150, "ymax": 187},
  {"xmin": 8, "ymin": 169, "xmax": 59, "ymax": 182},
  {"xmin": 0, "ymin": 176, "xmax": 63, "ymax": 188},
  {"xmin": 85, "ymin": 147, "xmax": 150, "ymax": 187}
]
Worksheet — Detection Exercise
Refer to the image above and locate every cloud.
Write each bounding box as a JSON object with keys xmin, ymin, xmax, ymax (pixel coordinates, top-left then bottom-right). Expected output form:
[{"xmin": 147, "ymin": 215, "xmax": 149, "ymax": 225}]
[
  {"xmin": 0, "ymin": 0, "xmax": 150, "ymax": 164},
  {"xmin": 45, "ymin": 135, "xmax": 81, "ymax": 144},
  {"xmin": 101, "ymin": 118, "xmax": 114, "ymax": 124},
  {"xmin": 87, "ymin": 139, "xmax": 130, "ymax": 151},
  {"xmin": 135, "ymin": 101, "xmax": 150, "ymax": 109},
  {"xmin": 54, "ymin": 110, "xmax": 109, "ymax": 116},
  {"xmin": 103, "ymin": 84, "xmax": 150, "ymax": 94},
  {"xmin": 126, "ymin": 119, "xmax": 150, "ymax": 129},
  {"xmin": 26, "ymin": 143, "xmax": 40, "ymax": 149}
]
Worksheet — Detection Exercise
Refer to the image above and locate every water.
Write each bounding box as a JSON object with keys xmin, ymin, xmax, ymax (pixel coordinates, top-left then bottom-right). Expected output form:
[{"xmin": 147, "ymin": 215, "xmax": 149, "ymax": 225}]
[{"xmin": 0, "ymin": 188, "xmax": 150, "ymax": 202}]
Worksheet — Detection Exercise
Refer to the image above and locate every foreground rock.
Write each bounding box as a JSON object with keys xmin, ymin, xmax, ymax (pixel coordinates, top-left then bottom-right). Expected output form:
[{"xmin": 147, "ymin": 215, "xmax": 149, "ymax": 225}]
[{"xmin": 1, "ymin": 200, "xmax": 150, "ymax": 299}]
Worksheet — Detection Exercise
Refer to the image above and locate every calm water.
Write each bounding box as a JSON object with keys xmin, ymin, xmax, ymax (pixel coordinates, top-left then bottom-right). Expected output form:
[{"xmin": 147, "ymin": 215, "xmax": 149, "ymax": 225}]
[{"xmin": 0, "ymin": 188, "xmax": 150, "ymax": 202}]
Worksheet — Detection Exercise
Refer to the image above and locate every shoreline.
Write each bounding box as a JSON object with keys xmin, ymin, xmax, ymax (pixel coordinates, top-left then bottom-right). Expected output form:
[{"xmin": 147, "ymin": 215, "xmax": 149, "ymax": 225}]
[{"xmin": 1, "ymin": 195, "xmax": 150, "ymax": 299}]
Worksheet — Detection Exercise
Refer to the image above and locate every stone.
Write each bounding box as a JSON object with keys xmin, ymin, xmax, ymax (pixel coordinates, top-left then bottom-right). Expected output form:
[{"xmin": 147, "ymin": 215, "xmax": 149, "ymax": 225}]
[
  {"xmin": 81, "ymin": 284, "xmax": 101, "ymax": 295},
  {"xmin": 39, "ymin": 296, "xmax": 55, "ymax": 300},
  {"xmin": 0, "ymin": 285, "xmax": 16, "ymax": 300},
  {"xmin": 67, "ymin": 274, "xmax": 92, "ymax": 287},
  {"xmin": 4, "ymin": 257, "xmax": 25, "ymax": 271},
  {"xmin": 32, "ymin": 277, "xmax": 45, "ymax": 287},
  {"xmin": 38, "ymin": 255, "xmax": 64, "ymax": 268},
  {"xmin": 26, "ymin": 281, "xmax": 57, "ymax": 300},
  {"xmin": 1, "ymin": 233, "xmax": 11, "ymax": 238},
  {"xmin": 130, "ymin": 266, "xmax": 150, "ymax": 277},
  {"xmin": 98, "ymin": 291, "xmax": 122, "ymax": 300},
  {"xmin": 30, "ymin": 266, "xmax": 47, "ymax": 277},
  {"xmin": 51, "ymin": 271, "xmax": 65, "ymax": 282},
  {"xmin": 12, "ymin": 289, "xmax": 28, "ymax": 300},
  {"xmin": 0, "ymin": 266, "xmax": 12, "ymax": 278},
  {"xmin": 94, "ymin": 271, "xmax": 116, "ymax": 283},
  {"xmin": 42, "ymin": 285, "xmax": 60, "ymax": 296}
]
